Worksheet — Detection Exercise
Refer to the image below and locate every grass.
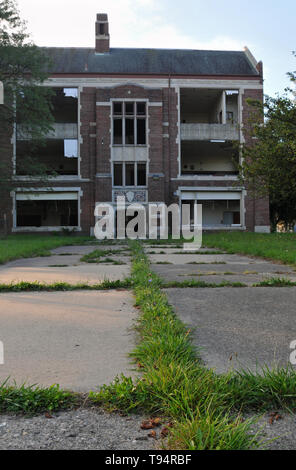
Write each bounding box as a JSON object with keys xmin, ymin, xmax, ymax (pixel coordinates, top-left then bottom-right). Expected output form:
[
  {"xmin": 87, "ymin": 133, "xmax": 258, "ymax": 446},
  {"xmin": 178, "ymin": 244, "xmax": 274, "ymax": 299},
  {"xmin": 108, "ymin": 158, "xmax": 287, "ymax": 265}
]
[
  {"xmin": 173, "ymin": 250, "xmax": 225, "ymax": 255},
  {"xmin": 0, "ymin": 279, "xmax": 132, "ymax": 293},
  {"xmin": 48, "ymin": 264, "xmax": 69, "ymax": 268},
  {"xmin": 253, "ymin": 277, "xmax": 296, "ymax": 287},
  {"xmin": 203, "ymin": 232, "xmax": 296, "ymax": 266},
  {"xmin": 155, "ymin": 261, "xmax": 173, "ymax": 265},
  {"xmin": 80, "ymin": 249, "xmax": 125, "ymax": 264},
  {"xmin": 89, "ymin": 241, "xmax": 296, "ymax": 450},
  {"xmin": 0, "ymin": 379, "xmax": 78, "ymax": 414},
  {"xmin": 186, "ymin": 261, "xmax": 227, "ymax": 265},
  {"xmin": 0, "ymin": 235, "xmax": 94, "ymax": 265},
  {"xmin": 163, "ymin": 280, "xmax": 247, "ymax": 288}
]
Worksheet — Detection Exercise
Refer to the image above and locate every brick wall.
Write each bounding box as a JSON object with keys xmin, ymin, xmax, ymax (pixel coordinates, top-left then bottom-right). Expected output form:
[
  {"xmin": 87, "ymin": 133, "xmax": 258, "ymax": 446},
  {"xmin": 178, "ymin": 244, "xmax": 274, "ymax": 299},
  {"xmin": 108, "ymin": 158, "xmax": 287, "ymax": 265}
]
[
  {"xmin": 242, "ymin": 88, "xmax": 270, "ymax": 230},
  {"xmin": 1, "ymin": 79, "xmax": 270, "ymax": 234}
]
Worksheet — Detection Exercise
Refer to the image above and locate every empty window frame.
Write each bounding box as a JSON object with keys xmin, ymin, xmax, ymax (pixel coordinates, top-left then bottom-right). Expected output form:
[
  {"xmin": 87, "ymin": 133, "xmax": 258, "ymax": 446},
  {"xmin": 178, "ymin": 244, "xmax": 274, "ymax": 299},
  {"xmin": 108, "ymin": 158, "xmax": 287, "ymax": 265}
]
[
  {"xmin": 16, "ymin": 139, "xmax": 78, "ymax": 176},
  {"xmin": 113, "ymin": 162, "xmax": 147, "ymax": 187},
  {"xmin": 51, "ymin": 87, "xmax": 78, "ymax": 123},
  {"xmin": 112, "ymin": 101, "xmax": 147, "ymax": 146},
  {"xmin": 15, "ymin": 192, "xmax": 79, "ymax": 227}
]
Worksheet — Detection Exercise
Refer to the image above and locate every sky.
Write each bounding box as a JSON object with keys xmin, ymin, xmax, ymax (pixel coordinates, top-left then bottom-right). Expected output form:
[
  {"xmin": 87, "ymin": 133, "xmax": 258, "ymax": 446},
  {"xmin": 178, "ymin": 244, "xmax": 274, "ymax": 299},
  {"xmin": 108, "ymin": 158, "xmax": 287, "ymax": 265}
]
[{"xmin": 16, "ymin": 0, "xmax": 295, "ymax": 97}]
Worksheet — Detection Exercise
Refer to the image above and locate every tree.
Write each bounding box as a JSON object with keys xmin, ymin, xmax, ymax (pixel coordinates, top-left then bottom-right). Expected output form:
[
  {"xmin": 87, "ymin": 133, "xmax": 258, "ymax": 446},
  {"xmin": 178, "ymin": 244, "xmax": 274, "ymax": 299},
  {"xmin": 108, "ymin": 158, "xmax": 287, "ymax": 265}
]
[
  {"xmin": 238, "ymin": 55, "xmax": 296, "ymax": 230},
  {"xmin": 0, "ymin": 0, "xmax": 54, "ymax": 195}
]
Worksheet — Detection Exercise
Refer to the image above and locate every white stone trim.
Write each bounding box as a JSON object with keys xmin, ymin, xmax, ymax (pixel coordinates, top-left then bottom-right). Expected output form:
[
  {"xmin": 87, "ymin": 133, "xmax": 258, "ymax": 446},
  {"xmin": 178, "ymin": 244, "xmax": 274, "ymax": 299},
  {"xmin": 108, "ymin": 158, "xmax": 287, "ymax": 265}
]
[
  {"xmin": 172, "ymin": 175, "xmax": 239, "ymax": 181},
  {"xmin": 255, "ymin": 225, "xmax": 271, "ymax": 233},
  {"xmin": 243, "ymin": 47, "xmax": 258, "ymax": 71},
  {"xmin": 45, "ymin": 77, "xmax": 263, "ymax": 91},
  {"xmin": 148, "ymin": 102, "xmax": 163, "ymax": 107},
  {"xmin": 0, "ymin": 81, "xmax": 3, "ymax": 104},
  {"xmin": 11, "ymin": 187, "xmax": 82, "ymax": 231}
]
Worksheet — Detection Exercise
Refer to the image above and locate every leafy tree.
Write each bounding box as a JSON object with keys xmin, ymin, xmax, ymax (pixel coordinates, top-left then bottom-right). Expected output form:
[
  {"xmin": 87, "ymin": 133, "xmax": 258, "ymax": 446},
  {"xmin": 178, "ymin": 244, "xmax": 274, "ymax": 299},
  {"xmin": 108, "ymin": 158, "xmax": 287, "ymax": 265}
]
[
  {"xmin": 0, "ymin": 0, "xmax": 54, "ymax": 194},
  {"xmin": 238, "ymin": 55, "xmax": 296, "ymax": 230}
]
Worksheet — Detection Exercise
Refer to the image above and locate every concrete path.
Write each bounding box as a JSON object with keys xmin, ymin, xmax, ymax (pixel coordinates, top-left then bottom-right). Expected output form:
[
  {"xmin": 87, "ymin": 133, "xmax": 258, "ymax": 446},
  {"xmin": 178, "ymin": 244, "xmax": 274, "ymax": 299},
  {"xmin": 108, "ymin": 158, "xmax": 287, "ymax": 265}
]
[
  {"xmin": 0, "ymin": 244, "xmax": 136, "ymax": 392},
  {"xmin": 0, "ymin": 290, "xmax": 137, "ymax": 392},
  {"xmin": 0, "ymin": 245, "xmax": 130, "ymax": 284},
  {"xmin": 146, "ymin": 245, "xmax": 296, "ymax": 373}
]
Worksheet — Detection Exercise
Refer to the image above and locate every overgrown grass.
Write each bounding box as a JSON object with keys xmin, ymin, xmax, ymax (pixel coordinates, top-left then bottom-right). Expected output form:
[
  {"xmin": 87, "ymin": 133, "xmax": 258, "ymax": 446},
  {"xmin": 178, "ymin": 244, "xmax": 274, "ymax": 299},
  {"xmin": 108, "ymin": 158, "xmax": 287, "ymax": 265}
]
[
  {"xmin": 163, "ymin": 280, "xmax": 247, "ymax": 288},
  {"xmin": 0, "ymin": 279, "xmax": 132, "ymax": 293},
  {"xmin": 253, "ymin": 277, "xmax": 296, "ymax": 287},
  {"xmin": 80, "ymin": 249, "xmax": 126, "ymax": 263},
  {"xmin": 89, "ymin": 240, "xmax": 296, "ymax": 450},
  {"xmin": 0, "ymin": 379, "xmax": 78, "ymax": 414},
  {"xmin": 203, "ymin": 232, "xmax": 296, "ymax": 266},
  {"xmin": 0, "ymin": 235, "xmax": 94, "ymax": 265},
  {"xmin": 173, "ymin": 250, "xmax": 226, "ymax": 255}
]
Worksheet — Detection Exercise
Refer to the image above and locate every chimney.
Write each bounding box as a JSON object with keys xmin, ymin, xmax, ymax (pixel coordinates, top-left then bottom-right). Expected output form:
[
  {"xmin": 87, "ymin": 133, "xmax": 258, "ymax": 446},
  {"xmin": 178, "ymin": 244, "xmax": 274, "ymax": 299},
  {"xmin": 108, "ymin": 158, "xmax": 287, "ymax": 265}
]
[{"xmin": 95, "ymin": 13, "xmax": 109, "ymax": 54}]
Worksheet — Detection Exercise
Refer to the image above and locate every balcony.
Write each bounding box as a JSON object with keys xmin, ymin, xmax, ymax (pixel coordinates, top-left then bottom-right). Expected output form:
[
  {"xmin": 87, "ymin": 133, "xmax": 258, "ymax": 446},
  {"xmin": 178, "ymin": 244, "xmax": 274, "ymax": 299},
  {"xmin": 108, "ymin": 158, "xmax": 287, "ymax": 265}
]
[
  {"xmin": 181, "ymin": 140, "xmax": 239, "ymax": 178},
  {"xmin": 181, "ymin": 123, "xmax": 239, "ymax": 141},
  {"xmin": 17, "ymin": 123, "xmax": 78, "ymax": 141}
]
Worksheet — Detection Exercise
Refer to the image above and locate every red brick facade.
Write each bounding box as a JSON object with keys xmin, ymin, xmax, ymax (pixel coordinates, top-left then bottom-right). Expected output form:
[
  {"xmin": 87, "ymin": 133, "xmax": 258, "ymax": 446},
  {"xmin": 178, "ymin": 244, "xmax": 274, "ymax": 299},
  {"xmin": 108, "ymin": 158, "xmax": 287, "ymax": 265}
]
[{"xmin": 0, "ymin": 14, "xmax": 270, "ymax": 235}]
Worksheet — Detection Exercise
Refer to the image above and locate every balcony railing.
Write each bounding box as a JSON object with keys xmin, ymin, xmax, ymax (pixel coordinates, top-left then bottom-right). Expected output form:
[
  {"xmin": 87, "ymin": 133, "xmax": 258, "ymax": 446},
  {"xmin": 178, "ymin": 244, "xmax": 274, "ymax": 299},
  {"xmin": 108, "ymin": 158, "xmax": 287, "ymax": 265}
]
[
  {"xmin": 181, "ymin": 123, "xmax": 239, "ymax": 141},
  {"xmin": 17, "ymin": 123, "xmax": 78, "ymax": 140},
  {"xmin": 181, "ymin": 170, "xmax": 238, "ymax": 176}
]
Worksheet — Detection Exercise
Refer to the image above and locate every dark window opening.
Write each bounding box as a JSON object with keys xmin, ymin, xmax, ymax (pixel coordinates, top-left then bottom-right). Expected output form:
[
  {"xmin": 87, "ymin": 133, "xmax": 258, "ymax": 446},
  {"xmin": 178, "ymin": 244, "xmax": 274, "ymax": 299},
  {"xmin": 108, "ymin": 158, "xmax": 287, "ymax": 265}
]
[
  {"xmin": 137, "ymin": 119, "xmax": 146, "ymax": 145},
  {"xmin": 125, "ymin": 119, "xmax": 134, "ymax": 145},
  {"xmin": 51, "ymin": 88, "xmax": 78, "ymax": 123},
  {"xmin": 125, "ymin": 102, "xmax": 134, "ymax": 115},
  {"xmin": 113, "ymin": 162, "xmax": 147, "ymax": 187},
  {"xmin": 113, "ymin": 119, "xmax": 123, "ymax": 145},
  {"xmin": 137, "ymin": 163, "xmax": 146, "ymax": 186},
  {"xmin": 137, "ymin": 102, "xmax": 146, "ymax": 115},
  {"xmin": 181, "ymin": 141, "xmax": 239, "ymax": 176},
  {"xmin": 114, "ymin": 163, "xmax": 123, "ymax": 186},
  {"xmin": 112, "ymin": 101, "xmax": 147, "ymax": 146},
  {"xmin": 113, "ymin": 102, "xmax": 122, "ymax": 115},
  {"xmin": 16, "ymin": 139, "xmax": 78, "ymax": 176},
  {"xmin": 99, "ymin": 23, "xmax": 105, "ymax": 34},
  {"xmin": 16, "ymin": 200, "xmax": 78, "ymax": 227},
  {"xmin": 126, "ymin": 163, "xmax": 135, "ymax": 186}
]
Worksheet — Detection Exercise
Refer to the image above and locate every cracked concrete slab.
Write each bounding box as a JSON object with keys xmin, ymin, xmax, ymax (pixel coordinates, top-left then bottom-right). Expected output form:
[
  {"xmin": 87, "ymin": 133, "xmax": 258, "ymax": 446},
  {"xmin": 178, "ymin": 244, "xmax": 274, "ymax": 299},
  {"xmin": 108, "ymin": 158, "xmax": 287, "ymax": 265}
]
[
  {"xmin": 165, "ymin": 287, "xmax": 296, "ymax": 373},
  {"xmin": 0, "ymin": 245, "xmax": 131, "ymax": 284},
  {"xmin": 148, "ymin": 253, "xmax": 273, "ymax": 265},
  {"xmin": 147, "ymin": 247, "xmax": 296, "ymax": 373},
  {"xmin": 0, "ymin": 290, "xmax": 137, "ymax": 392}
]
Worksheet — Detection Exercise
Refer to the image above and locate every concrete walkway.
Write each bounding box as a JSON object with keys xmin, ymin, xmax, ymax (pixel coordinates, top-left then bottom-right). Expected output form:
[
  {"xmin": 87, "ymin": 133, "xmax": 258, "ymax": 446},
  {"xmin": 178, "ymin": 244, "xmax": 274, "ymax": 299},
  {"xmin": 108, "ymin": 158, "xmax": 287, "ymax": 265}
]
[
  {"xmin": 0, "ymin": 245, "xmax": 136, "ymax": 391},
  {"xmin": 0, "ymin": 245, "xmax": 130, "ymax": 284},
  {"xmin": 147, "ymin": 245, "xmax": 296, "ymax": 373}
]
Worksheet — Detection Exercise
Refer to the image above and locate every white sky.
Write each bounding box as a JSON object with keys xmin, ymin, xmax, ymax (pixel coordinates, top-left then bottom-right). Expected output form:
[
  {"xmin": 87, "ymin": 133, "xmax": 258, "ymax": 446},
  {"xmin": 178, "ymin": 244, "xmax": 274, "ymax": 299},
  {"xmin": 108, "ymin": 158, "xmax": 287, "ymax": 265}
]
[
  {"xmin": 17, "ymin": 0, "xmax": 245, "ymax": 50},
  {"xmin": 16, "ymin": 0, "xmax": 295, "ymax": 97}
]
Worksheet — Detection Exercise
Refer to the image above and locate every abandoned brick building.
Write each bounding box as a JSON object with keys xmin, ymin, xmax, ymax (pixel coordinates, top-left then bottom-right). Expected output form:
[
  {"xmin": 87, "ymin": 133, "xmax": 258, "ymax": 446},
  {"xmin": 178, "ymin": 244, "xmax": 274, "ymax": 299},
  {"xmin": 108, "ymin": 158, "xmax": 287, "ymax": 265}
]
[{"xmin": 6, "ymin": 13, "xmax": 270, "ymax": 234}]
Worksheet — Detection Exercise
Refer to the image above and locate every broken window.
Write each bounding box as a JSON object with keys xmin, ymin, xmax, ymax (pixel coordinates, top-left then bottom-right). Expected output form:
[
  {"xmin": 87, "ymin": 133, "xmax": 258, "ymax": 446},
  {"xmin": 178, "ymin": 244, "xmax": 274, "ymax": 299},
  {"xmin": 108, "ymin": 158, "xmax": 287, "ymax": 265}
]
[
  {"xmin": 181, "ymin": 140, "xmax": 239, "ymax": 176},
  {"xmin": 180, "ymin": 88, "xmax": 238, "ymax": 125},
  {"xmin": 113, "ymin": 162, "xmax": 147, "ymax": 187},
  {"xmin": 64, "ymin": 139, "xmax": 78, "ymax": 158},
  {"xmin": 16, "ymin": 139, "xmax": 78, "ymax": 176},
  {"xmin": 112, "ymin": 101, "xmax": 147, "ymax": 145},
  {"xmin": 51, "ymin": 87, "xmax": 78, "ymax": 123},
  {"xmin": 184, "ymin": 199, "xmax": 240, "ymax": 227},
  {"xmin": 16, "ymin": 193, "xmax": 79, "ymax": 227},
  {"xmin": 15, "ymin": 87, "xmax": 79, "ymax": 176}
]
